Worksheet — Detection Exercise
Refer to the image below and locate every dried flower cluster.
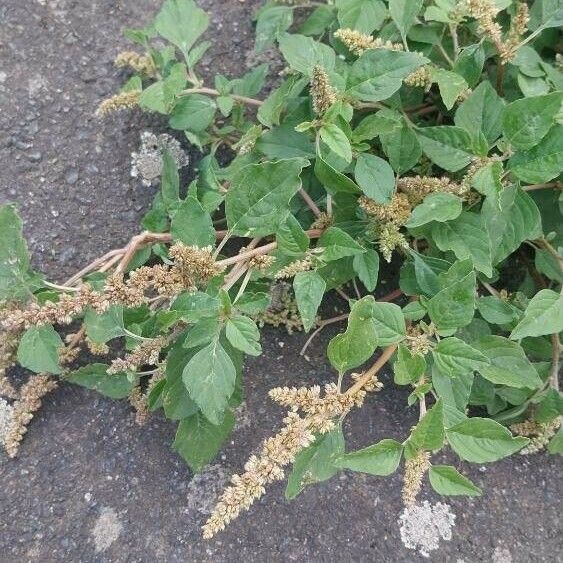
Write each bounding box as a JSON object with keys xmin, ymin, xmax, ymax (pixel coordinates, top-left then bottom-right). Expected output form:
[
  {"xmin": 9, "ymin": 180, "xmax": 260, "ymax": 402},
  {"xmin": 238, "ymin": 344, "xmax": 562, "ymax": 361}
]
[
  {"xmin": 404, "ymin": 66, "xmax": 433, "ymax": 89},
  {"xmin": 108, "ymin": 336, "xmax": 167, "ymax": 374},
  {"xmin": 406, "ymin": 325, "xmax": 433, "ymax": 357},
  {"xmin": 399, "ymin": 501, "xmax": 456, "ymax": 557},
  {"xmin": 0, "ymin": 323, "xmax": 19, "ymax": 399},
  {"xmin": 510, "ymin": 418, "xmax": 561, "ymax": 455},
  {"xmin": 274, "ymin": 255, "xmax": 314, "ymax": 279},
  {"xmin": 402, "ymin": 450, "xmax": 431, "ymax": 506},
  {"xmin": 2, "ymin": 375, "xmax": 58, "ymax": 458},
  {"xmin": 397, "ymin": 176, "xmax": 468, "ymax": 206},
  {"xmin": 1, "ymin": 243, "xmax": 222, "ymax": 333},
  {"xmin": 131, "ymin": 132, "xmax": 189, "ymax": 186},
  {"xmin": 114, "ymin": 50, "xmax": 156, "ymax": 77},
  {"xmin": 359, "ymin": 193, "xmax": 412, "ymax": 226},
  {"xmin": 378, "ymin": 224, "xmax": 410, "ymax": 263},
  {"xmin": 310, "ymin": 66, "xmax": 337, "ymax": 115},
  {"xmin": 255, "ymin": 283, "xmax": 307, "ymax": 334},
  {"xmin": 95, "ymin": 90, "xmax": 141, "ymax": 117},
  {"xmin": 202, "ymin": 381, "xmax": 369, "ymax": 538},
  {"xmin": 334, "ymin": 28, "xmax": 403, "ymax": 56},
  {"xmin": 467, "ymin": 0, "xmax": 528, "ymax": 63}
]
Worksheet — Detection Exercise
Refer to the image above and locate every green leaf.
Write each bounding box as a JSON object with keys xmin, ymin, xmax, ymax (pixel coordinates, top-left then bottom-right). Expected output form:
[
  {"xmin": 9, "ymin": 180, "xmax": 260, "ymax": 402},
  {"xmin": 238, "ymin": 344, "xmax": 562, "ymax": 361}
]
[
  {"xmin": 431, "ymin": 212, "xmax": 492, "ymax": 276},
  {"xmin": 319, "ymin": 227, "xmax": 365, "ymax": 261},
  {"xmin": 171, "ymin": 291, "xmax": 219, "ymax": 322},
  {"xmin": 410, "ymin": 251, "xmax": 451, "ymax": 297},
  {"xmin": 477, "ymin": 296, "xmax": 521, "ymax": 325},
  {"xmin": 431, "ymin": 68, "xmax": 468, "ymax": 111},
  {"xmin": 225, "ymin": 314, "xmax": 262, "ymax": 356},
  {"xmin": 380, "ymin": 120, "xmax": 422, "ymax": 173},
  {"xmin": 277, "ymin": 214, "xmax": 310, "ymax": 255},
  {"xmin": 327, "ymin": 296, "xmax": 379, "ymax": 374},
  {"xmin": 17, "ymin": 325, "xmax": 63, "ymax": 375},
  {"xmin": 370, "ymin": 301, "xmax": 406, "ymax": 346},
  {"xmin": 354, "ymin": 153, "xmax": 395, "ymax": 204},
  {"xmin": 182, "ymin": 339, "xmax": 237, "ymax": 424},
  {"xmin": 402, "ymin": 301, "xmax": 427, "ymax": 321},
  {"xmin": 226, "ymin": 158, "xmax": 308, "ymax": 237},
  {"xmin": 453, "ymin": 43, "xmax": 485, "ymax": 88},
  {"xmin": 286, "ymin": 426, "xmax": 344, "ymax": 499},
  {"xmin": 160, "ymin": 150, "xmax": 180, "ymax": 208},
  {"xmin": 446, "ymin": 417, "xmax": 529, "ymax": 463},
  {"xmin": 169, "ymin": 94, "xmax": 216, "ymax": 132},
  {"xmin": 482, "ymin": 186, "xmax": 542, "ymax": 264},
  {"xmin": 394, "ymin": 344, "xmax": 426, "ymax": 385},
  {"xmin": 139, "ymin": 63, "xmax": 187, "ymax": 114},
  {"xmin": 183, "ymin": 317, "xmax": 221, "ymax": 349},
  {"xmin": 335, "ymin": 439, "xmax": 403, "ymax": 476},
  {"xmin": 454, "ymin": 81, "xmax": 504, "ymax": 144},
  {"xmin": 548, "ymin": 426, "xmax": 563, "ymax": 454},
  {"xmin": 346, "ymin": 50, "xmax": 428, "ymax": 102},
  {"xmin": 352, "ymin": 249, "xmax": 379, "ymax": 292},
  {"xmin": 255, "ymin": 5, "xmax": 293, "ymax": 54},
  {"xmin": 320, "ymin": 124, "xmax": 352, "ymax": 163},
  {"xmin": 510, "ymin": 289, "xmax": 563, "ymax": 340},
  {"xmin": 432, "ymin": 337, "xmax": 490, "ymax": 378},
  {"xmin": 408, "ymin": 399, "xmax": 445, "ymax": 451},
  {"xmin": 353, "ymin": 110, "xmax": 401, "ymax": 142},
  {"xmin": 406, "ymin": 193, "xmax": 462, "ymax": 228},
  {"xmin": 508, "ymin": 126, "xmax": 563, "ymax": 183},
  {"xmin": 432, "ymin": 364, "xmax": 473, "ymax": 413},
  {"xmin": 293, "ymin": 270, "xmax": 326, "ymax": 332},
  {"xmin": 529, "ymin": 0, "xmax": 563, "ymax": 30},
  {"xmin": 475, "ymin": 335, "xmax": 543, "ymax": 389},
  {"xmin": 535, "ymin": 389, "xmax": 563, "ymax": 423},
  {"xmin": 173, "ymin": 410, "xmax": 235, "ymax": 472},
  {"xmin": 257, "ymin": 125, "xmax": 315, "ymax": 159},
  {"xmin": 300, "ymin": 5, "xmax": 336, "ymax": 35},
  {"xmin": 429, "ymin": 465, "xmax": 482, "ymax": 496},
  {"xmin": 171, "ymin": 196, "xmax": 215, "ymax": 247},
  {"xmin": 336, "ymin": 0, "xmax": 386, "ymax": 34},
  {"xmin": 66, "ymin": 363, "xmax": 135, "ymax": 399},
  {"xmin": 389, "ymin": 0, "xmax": 423, "ymax": 42},
  {"xmin": 503, "ymin": 92, "xmax": 562, "ymax": 150},
  {"xmin": 163, "ymin": 339, "xmax": 200, "ymax": 420},
  {"xmin": 84, "ymin": 305, "xmax": 125, "ymax": 344},
  {"xmin": 314, "ymin": 148, "xmax": 361, "ymax": 194},
  {"xmin": 417, "ymin": 126, "xmax": 474, "ymax": 172},
  {"xmin": 426, "ymin": 266, "xmax": 476, "ymax": 331},
  {"xmin": 154, "ymin": 0, "xmax": 209, "ymax": 61},
  {"xmin": 535, "ymin": 248, "xmax": 563, "ymax": 283},
  {"xmin": 257, "ymin": 75, "xmax": 308, "ymax": 128},
  {"xmin": 0, "ymin": 204, "xmax": 42, "ymax": 301},
  {"xmin": 278, "ymin": 32, "xmax": 336, "ymax": 75}
]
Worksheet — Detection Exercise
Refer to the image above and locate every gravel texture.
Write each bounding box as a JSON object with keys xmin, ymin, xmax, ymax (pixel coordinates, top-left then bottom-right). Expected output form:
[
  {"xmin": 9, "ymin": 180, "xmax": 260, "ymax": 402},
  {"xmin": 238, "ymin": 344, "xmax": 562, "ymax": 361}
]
[{"xmin": 0, "ymin": 1, "xmax": 562, "ymax": 562}]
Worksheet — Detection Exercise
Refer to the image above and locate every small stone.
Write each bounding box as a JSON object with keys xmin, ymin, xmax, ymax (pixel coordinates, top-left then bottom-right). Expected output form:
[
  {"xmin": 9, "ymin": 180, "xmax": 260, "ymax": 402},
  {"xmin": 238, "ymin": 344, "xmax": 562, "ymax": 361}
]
[
  {"xmin": 65, "ymin": 169, "xmax": 79, "ymax": 184},
  {"xmin": 26, "ymin": 151, "xmax": 42, "ymax": 162}
]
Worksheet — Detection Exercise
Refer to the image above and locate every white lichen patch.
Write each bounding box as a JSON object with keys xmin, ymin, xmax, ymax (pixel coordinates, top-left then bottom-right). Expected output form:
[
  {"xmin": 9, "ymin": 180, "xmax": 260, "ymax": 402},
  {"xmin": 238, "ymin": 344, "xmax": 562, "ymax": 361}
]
[
  {"xmin": 398, "ymin": 500, "xmax": 456, "ymax": 557},
  {"xmin": 92, "ymin": 507, "xmax": 123, "ymax": 552},
  {"xmin": 130, "ymin": 131, "xmax": 188, "ymax": 186},
  {"xmin": 186, "ymin": 464, "xmax": 230, "ymax": 516}
]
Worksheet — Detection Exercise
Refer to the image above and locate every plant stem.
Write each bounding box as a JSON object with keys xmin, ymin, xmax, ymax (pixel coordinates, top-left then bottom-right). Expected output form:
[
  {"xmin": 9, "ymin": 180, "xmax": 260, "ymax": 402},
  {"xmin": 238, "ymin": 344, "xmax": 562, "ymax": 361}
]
[
  {"xmin": 496, "ymin": 62, "xmax": 505, "ymax": 96},
  {"xmin": 345, "ymin": 344, "xmax": 397, "ymax": 396},
  {"xmin": 299, "ymin": 188, "xmax": 322, "ymax": 218},
  {"xmin": 233, "ymin": 268, "xmax": 253, "ymax": 303},
  {"xmin": 179, "ymin": 86, "xmax": 263, "ymax": 107},
  {"xmin": 523, "ymin": 182, "xmax": 561, "ymax": 191},
  {"xmin": 436, "ymin": 43, "xmax": 454, "ymax": 67}
]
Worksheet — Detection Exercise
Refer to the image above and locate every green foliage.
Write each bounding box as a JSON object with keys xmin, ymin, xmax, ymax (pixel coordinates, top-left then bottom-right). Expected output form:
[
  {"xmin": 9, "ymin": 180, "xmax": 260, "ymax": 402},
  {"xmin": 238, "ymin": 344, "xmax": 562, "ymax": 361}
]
[{"xmin": 2, "ymin": 0, "xmax": 562, "ymax": 540}]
